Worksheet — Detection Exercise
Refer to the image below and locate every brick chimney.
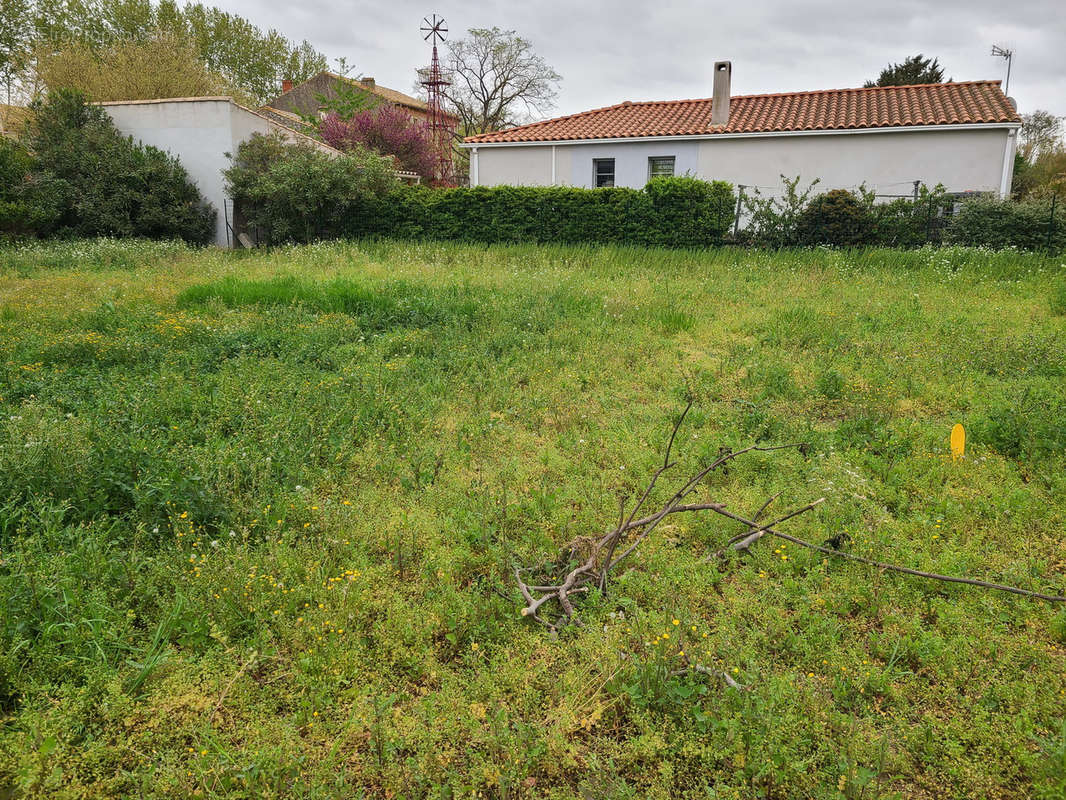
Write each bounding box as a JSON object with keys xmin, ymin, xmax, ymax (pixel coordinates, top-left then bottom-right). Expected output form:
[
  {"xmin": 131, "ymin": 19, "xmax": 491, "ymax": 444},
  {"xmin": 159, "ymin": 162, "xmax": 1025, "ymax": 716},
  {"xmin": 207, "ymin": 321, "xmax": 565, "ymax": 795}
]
[
  {"xmin": 281, "ymin": 78, "xmax": 294, "ymax": 93},
  {"xmin": 360, "ymin": 77, "xmax": 376, "ymax": 90},
  {"xmin": 711, "ymin": 61, "xmax": 731, "ymax": 125}
]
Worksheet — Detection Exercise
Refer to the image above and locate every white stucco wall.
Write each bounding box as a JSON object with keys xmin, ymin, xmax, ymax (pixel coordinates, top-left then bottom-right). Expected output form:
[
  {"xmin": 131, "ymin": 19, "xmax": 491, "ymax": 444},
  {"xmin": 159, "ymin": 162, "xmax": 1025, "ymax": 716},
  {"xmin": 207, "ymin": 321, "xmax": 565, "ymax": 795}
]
[
  {"xmin": 469, "ymin": 126, "xmax": 1016, "ymax": 198},
  {"xmin": 102, "ymin": 98, "xmax": 330, "ymax": 246}
]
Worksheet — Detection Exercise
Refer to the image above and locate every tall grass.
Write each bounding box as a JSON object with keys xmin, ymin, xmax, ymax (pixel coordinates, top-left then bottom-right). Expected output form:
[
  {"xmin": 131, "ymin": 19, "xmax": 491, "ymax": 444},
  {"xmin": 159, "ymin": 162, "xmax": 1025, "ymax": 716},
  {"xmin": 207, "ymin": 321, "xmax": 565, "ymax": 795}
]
[{"xmin": 0, "ymin": 238, "xmax": 1064, "ymax": 798}]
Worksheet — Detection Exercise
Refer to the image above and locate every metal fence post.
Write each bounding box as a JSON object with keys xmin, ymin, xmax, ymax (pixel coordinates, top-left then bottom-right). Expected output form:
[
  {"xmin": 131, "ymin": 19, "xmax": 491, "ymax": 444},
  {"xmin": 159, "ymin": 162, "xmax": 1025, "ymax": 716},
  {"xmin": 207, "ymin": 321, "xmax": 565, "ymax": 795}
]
[
  {"xmin": 733, "ymin": 185, "xmax": 745, "ymax": 240},
  {"xmin": 1048, "ymin": 194, "xmax": 1057, "ymax": 253}
]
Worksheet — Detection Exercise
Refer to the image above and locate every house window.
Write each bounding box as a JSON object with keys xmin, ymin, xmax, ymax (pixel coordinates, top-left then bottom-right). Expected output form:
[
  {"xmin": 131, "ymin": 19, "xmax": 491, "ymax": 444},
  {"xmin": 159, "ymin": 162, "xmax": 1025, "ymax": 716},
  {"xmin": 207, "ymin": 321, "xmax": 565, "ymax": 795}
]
[
  {"xmin": 593, "ymin": 158, "xmax": 615, "ymax": 188},
  {"xmin": 648, "ymin": 156, "xmax": 675, "ymax": 179}
]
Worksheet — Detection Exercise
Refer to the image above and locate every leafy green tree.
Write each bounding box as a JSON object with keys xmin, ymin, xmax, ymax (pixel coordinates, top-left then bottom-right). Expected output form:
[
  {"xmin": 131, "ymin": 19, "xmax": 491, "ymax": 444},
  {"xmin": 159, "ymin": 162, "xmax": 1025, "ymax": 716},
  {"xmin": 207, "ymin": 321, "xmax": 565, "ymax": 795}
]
[
  {"xmin": 864, "ymin": 55, "xmax": 948, "ymax": 87},
  {"xmin": 0, "ymin": 0, "xmax": 33, "ymax": 112},
  {"xmin": 1019, "ymin": 110, "xmax": 1064, "ymax": 161},
  {"xmin": 224, "ymin": 132, "xmax": 399, "ymax": 244},
  {"xmin": 35, "ymin": 32, "xmax": 249, "ymax": 103},
  {"xmin": 20, "ymin": 0, "xmax": 328, "ymax": 105}
]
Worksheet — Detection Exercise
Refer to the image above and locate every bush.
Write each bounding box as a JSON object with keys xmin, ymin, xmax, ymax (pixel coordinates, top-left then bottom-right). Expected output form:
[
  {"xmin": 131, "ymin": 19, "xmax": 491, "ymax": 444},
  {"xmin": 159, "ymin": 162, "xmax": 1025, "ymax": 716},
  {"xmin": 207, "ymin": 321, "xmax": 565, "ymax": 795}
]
[
  {"xmin": 0, "ymin": 140, "xmax": 66, "ymax": 238},
  {"xmin": 869, "ymin": 188, "xmax": 953, "ymax": 248},
  {"xmin": 644, "ymin": 176, "xmax": 735, "ymax": 247},
  {"xmin": 947, "ymin": 195, "xmax": 1064, "ymax": 251},
  {"xmin": 319, "ymin": 106, "xmax": 437, "ymax": 181},
  {"xmin": 224, "ymin": 132, "xmax": 400, "ymax": 244},
  {"xmin": 24, "ymin": 89, "xmax": 216, "ymax": 243},
  {"xmin": 738, "ymin": 176, "xmax": 820, "ymax": 248},
  {"xmin": 796, "ymin": 189, "xmax": 876, "ymax": 246},
  {"xmin": 226, "ymin": 136, "xmax": 735, "ymax": 247}
]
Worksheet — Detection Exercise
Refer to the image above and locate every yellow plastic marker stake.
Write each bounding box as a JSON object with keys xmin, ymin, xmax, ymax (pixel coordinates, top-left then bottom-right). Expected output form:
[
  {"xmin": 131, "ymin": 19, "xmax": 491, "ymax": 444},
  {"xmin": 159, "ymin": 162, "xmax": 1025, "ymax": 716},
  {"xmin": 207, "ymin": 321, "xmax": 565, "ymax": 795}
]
[{"xmin": 950, "ymin": 423, "xmax": 965, "ymax": 462}]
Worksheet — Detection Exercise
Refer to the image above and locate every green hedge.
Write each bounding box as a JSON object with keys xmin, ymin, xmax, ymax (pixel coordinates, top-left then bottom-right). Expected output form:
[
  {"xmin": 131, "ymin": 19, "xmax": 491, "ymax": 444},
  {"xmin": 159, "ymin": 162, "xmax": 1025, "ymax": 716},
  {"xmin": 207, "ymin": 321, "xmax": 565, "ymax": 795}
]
[
  {"xmin": 370, "ymin": 180, "xmax": 734, "ymax": 248},
  {"xmin": 364, "ymin": 182, "xmax": 735, "ymax": 248},
  {"xmin": 226, "ymin": 137, "xmax": 735, "ymax": 248},
  {"xmin": 227, "ymin": 137, "xmax": 1062, "ymax": 252},
  {"xmin": 946, "ymin": 195, "xmax": 1064, "ymax": 251}
]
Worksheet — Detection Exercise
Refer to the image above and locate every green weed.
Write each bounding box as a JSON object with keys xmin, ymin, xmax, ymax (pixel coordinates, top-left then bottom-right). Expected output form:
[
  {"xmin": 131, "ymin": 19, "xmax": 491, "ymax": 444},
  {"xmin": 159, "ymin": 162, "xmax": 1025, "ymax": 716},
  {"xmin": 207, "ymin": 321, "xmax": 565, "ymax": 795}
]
[{"xmin": 0, "ymin": 238, "xmax": 1064, "ymax": 798}]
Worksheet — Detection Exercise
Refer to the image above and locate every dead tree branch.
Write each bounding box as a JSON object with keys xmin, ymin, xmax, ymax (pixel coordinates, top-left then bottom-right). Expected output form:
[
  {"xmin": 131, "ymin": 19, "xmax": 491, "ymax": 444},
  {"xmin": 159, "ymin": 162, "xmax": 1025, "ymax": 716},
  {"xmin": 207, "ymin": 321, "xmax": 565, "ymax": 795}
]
[
  {"xmin": 513, "ymin": 402, "xmax": 1066, "ymax": 637},
  {"xmin": 704, "ymin": 506, "xmax": 1066, "ymax": 604},
  {"xmin": 514, "ymin": 405, "xmax": 814, "ymax": 632}
]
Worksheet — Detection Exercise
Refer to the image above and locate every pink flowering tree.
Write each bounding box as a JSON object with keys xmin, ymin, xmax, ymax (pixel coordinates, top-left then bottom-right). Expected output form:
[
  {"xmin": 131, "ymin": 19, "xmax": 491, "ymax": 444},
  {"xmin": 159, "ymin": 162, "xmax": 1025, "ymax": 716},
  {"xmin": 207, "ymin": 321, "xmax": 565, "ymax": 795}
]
[{"xmin": 319, "ymin": 105, "xmax": 437, "ymax": 181}]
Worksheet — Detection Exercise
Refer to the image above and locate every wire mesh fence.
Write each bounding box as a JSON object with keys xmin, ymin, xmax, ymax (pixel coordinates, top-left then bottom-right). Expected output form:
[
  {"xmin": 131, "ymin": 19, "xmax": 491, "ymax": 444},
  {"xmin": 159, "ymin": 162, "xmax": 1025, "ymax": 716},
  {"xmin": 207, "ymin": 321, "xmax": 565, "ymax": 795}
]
[
  {"xmin": 230, "ymin": 172, "xmax": 1063, "ymax": 254},
  {"xmin": 722, "ymin": 179, "xmax": 1063, "ymax": 254}
]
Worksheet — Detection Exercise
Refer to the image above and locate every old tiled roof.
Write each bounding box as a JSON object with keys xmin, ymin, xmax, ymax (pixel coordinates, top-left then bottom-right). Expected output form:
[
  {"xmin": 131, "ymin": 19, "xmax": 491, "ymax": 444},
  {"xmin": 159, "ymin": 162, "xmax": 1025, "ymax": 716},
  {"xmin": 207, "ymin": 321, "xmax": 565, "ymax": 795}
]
[
  {"xmin": 465, "ymin": 81, "xmax": 1019, "ymax": 143},
  {"xmin": 323, "ymin": 72, "xmax": 430, "ymax": 112}
]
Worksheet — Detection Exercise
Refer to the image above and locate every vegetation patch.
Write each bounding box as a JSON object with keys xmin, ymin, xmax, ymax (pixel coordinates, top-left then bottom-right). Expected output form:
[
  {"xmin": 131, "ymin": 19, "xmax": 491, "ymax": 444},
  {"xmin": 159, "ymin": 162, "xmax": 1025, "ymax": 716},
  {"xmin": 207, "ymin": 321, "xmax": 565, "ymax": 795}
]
[{"xmin": 0, "ymin": 238, "xmax": 1064, "ymax": 799}]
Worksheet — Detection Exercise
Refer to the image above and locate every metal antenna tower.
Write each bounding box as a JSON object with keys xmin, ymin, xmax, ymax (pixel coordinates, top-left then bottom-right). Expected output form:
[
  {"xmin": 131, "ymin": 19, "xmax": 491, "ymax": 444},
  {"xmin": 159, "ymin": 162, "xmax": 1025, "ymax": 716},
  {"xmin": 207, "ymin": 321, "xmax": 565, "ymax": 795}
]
[
  {"xmin": 990, "ymin": 44, "xmax": 1013, "ymax": 95},
  {"xmin": 419, "ymin": 14, "xmax": 454, "ymax": 184}
]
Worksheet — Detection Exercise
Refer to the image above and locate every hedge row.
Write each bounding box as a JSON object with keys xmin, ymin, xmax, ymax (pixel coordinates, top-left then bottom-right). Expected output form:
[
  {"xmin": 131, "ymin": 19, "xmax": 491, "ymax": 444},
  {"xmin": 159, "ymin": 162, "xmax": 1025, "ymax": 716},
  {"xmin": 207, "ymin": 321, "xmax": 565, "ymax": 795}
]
[
  {"xmin": 228, "ymin": 137, "xmax": 1063, "ymax": 252},
  {"xmin": 227, "ymin": 136, "xmax": 736, "ymax": 248},
  {"xmin": 743, "ymin": 184, "xmax": 1063, "ymax": 252},
  {"xmin": 367, "ymin": 180, "xmax": 735, "ymax": 248}
]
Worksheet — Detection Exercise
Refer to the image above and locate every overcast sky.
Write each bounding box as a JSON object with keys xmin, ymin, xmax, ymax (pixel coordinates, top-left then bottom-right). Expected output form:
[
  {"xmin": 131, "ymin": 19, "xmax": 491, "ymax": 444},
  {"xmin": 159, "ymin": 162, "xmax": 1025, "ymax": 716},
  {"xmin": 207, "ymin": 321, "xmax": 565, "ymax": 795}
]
[{"xmin": 221, "ymin": 0, "xmax": 1064, "ymax": 123}]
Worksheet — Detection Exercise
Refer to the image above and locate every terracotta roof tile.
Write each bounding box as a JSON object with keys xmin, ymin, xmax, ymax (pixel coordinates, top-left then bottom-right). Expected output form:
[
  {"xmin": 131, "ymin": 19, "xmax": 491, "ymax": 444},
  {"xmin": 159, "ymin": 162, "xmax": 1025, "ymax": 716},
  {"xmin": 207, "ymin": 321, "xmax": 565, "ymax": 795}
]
[{"xmin": 465, "ymin": 81, "xmax": 1019, "ymax": 143}]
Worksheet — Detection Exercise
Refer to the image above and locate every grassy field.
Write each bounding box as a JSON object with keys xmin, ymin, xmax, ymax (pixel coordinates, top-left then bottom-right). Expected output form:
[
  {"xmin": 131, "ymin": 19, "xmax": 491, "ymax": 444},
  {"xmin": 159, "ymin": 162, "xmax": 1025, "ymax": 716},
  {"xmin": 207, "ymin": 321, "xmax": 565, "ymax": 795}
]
[{"xmin": 1, "ymin": 238, "xmax": 1065, "ymax": 799}]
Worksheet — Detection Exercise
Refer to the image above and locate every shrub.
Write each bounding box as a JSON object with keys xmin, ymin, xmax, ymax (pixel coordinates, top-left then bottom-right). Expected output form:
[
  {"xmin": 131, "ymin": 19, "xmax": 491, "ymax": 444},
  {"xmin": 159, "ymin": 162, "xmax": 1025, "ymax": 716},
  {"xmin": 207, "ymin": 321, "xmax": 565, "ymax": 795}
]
[
  {"xmin": 224, "ymin": 132, "xmax": 400, "ymax": 244},
  {"xmin": 24, "ymin": 89, "xmax": 216, "ymax": 243},
  {"xmin": 796, "ymin": 189, "xmax": 876, "ymax": 246},
  {"xmin": 738, "ymin": 175, "xmax": 820, "ymax": 247},
  {"xmin": 644, "ymin": 176, "xmax": 735, "ymax": 247},
  {"xmin": 0, "ymin": 139, "xmax": 67, "ymax": 238},
  {"xmin": 319, "ymin": 106, "xmax": 437, "ymax": 181},
  {"xmin": 947, "ymin": 195, "xmax": 1065, "ymax": 251},
  {"xmin": 869, "ymin": 186, "xmax": 952, "ymax": 248}
]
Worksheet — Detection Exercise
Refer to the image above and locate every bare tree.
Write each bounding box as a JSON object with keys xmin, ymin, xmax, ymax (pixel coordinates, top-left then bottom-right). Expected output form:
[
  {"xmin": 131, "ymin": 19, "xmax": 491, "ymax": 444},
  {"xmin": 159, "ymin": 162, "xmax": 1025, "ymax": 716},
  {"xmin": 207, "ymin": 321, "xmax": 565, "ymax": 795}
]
[
  {"xmin": 1019, "ymin": 110, "xmax": 1064, "ymax": 162},
  {"xmin": 444, "ymin": 27, "xmax": 561, "ymax": 135}
]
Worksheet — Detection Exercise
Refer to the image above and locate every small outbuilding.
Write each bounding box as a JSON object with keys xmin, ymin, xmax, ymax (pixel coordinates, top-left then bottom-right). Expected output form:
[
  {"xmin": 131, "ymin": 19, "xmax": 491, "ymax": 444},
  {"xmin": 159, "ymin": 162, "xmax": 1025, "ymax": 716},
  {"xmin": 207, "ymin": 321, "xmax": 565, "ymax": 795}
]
[
  {"xmin": 463, "ymin": 63, "xmax": 1021, "ymax": 198},
  {"xmin": 100, "ymin": 96, "xmax": 340, "ymax": 247}
]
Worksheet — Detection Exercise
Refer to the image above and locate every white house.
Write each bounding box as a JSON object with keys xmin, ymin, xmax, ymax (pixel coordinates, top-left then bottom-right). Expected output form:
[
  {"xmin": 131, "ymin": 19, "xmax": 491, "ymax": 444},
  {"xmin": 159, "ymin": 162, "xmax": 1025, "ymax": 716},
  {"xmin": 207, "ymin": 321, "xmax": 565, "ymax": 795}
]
[{"xmin": 463, "ymin": 63, "xmax": 1020, "ymax": 199}]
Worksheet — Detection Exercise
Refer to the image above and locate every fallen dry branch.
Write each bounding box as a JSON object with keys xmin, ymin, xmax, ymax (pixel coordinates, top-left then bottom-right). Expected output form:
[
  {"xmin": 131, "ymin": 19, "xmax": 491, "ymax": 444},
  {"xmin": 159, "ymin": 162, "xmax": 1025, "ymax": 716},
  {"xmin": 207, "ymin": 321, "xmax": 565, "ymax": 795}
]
[
  {"xmin": 514, "ymin": 402, "xmax": 817, "ymax": 632},
  {"xmin": 706, "ymin": 505, "xmax": 1066, "ymax": 604},
  {"xmin": 514, "ymin": 402, "xmax": 1066, "ymax": 636}
]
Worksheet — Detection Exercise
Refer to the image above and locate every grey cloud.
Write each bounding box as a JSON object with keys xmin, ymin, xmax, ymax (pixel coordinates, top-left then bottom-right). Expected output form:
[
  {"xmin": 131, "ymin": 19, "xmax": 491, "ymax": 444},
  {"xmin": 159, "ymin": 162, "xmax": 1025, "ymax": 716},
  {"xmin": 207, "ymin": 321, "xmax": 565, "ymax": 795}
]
[{"xmin": 213, "ymin": 0, "xmax": 1064, "ymax": 119}]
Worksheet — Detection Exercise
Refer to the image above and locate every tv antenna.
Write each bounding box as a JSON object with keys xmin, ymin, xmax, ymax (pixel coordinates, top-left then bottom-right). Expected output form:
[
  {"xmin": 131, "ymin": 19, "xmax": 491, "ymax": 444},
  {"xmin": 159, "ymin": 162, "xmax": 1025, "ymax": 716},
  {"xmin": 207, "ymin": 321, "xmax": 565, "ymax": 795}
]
[{"xmin": 990, "ymin": 44, "xmax": 1013, "ymax": 95}]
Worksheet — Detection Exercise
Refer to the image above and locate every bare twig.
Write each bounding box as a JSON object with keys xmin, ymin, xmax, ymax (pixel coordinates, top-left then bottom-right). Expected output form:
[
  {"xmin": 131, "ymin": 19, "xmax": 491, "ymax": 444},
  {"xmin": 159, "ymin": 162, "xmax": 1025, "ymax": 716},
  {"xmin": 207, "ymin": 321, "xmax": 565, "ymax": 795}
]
[
  {"xmin": 600, "ymin": 401, "xmax": 691, "ymax": 595},
  {"xmin": 705, "ymin": 506, "xmax": 1066, "ymax": 604},
  {"xmin": 704, "ymin": 497, "xmax": 825, "ymax": 562},
  {"xmin": 514, "ymin": 404, "xmax": 810, "ymax": 630}
]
